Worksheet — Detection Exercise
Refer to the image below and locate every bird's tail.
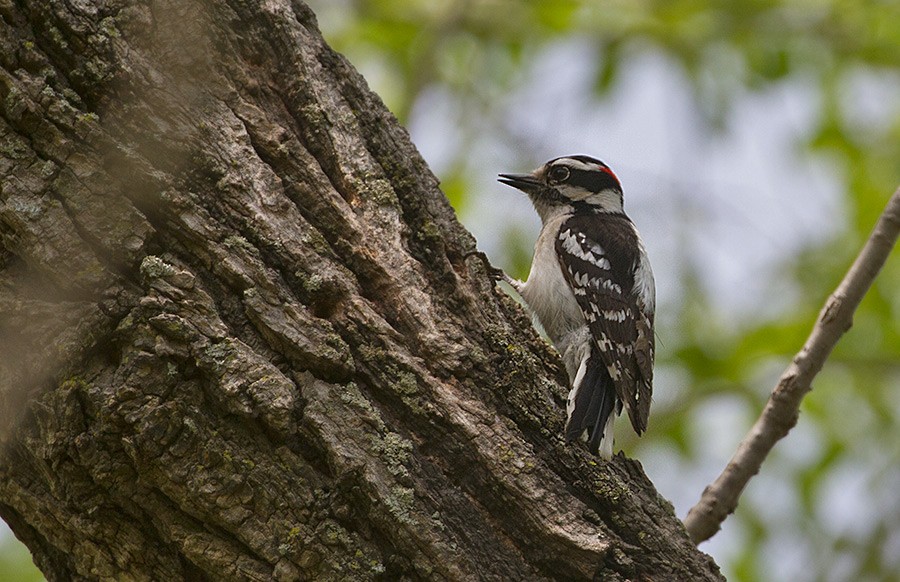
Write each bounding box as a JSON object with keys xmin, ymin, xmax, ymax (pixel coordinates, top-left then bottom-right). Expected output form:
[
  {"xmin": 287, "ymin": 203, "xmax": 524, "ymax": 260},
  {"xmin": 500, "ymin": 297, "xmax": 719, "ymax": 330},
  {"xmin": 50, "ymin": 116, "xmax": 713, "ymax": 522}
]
[{"xmin": 565, "ymin": 353, "xmax": 617, "ymax": 458}]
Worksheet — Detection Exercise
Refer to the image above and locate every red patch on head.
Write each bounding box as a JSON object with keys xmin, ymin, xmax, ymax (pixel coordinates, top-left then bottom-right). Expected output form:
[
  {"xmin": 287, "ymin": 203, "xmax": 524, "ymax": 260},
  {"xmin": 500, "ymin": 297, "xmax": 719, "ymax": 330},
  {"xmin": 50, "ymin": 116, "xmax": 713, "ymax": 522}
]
[{"xmin": 599, "ymin": 165, "xmax": 619, "ymax": 184}]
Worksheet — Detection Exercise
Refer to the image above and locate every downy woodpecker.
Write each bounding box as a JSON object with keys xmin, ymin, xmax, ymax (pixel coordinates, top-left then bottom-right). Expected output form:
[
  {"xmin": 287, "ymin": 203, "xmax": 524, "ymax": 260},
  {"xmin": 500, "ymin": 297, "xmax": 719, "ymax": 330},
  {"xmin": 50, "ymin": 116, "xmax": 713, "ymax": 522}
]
[{"xmin": 499, "ymin": 155, "xmax": 655, "ymax": 458}]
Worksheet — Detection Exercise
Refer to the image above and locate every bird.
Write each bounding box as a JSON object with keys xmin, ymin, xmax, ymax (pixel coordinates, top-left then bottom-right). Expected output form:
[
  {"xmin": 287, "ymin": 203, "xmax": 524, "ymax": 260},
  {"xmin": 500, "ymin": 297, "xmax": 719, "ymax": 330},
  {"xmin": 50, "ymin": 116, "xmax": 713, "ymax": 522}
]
[{"xmin": 498, "ymin": 155, "xmax": 655, "ymax": 458}]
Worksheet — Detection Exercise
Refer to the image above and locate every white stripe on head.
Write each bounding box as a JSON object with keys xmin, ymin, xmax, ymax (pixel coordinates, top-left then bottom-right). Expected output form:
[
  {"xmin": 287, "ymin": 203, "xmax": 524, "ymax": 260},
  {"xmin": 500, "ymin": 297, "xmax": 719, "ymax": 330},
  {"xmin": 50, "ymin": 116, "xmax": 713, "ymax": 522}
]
[
  {"xmin": 550, "ymin": 156, "xmax": 606, "ymax": 172},
  {"xmin": 582, "ymin": 190, "xmax": 623, "ymax": 213}
]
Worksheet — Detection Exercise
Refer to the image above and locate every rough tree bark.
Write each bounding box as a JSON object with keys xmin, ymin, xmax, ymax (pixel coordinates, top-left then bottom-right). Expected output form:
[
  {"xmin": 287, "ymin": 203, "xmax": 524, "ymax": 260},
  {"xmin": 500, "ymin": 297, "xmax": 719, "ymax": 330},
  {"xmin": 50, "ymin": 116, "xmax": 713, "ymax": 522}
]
[{"xmin": 0, "ymin": 1, "xmax": 721, "ymax": 580}]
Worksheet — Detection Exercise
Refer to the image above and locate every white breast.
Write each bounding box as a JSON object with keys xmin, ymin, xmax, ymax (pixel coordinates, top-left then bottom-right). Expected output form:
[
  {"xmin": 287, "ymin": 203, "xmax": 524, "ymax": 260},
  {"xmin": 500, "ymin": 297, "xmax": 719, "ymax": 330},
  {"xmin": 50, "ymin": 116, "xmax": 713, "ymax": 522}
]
[{"xmin": 519, "ymin": 214, "xmax": 586, "ymax": 347}]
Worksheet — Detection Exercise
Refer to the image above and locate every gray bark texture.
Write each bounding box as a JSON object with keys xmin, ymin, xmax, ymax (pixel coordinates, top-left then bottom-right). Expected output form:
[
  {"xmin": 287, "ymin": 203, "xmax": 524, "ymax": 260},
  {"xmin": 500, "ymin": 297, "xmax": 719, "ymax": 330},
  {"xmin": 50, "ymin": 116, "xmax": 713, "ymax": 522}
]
[{"xmin": 0, "ymin": 1, "xmax": 722, "ymax": 580}]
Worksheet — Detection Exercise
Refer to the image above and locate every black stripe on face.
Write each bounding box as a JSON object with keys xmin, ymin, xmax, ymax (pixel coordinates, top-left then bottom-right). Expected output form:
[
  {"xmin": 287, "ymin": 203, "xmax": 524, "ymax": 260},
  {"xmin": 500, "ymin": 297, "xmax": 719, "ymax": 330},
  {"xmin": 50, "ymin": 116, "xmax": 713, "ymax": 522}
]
[{"xmin": 568, "ymin": 167, "xmax": 621, "ymax": 193}]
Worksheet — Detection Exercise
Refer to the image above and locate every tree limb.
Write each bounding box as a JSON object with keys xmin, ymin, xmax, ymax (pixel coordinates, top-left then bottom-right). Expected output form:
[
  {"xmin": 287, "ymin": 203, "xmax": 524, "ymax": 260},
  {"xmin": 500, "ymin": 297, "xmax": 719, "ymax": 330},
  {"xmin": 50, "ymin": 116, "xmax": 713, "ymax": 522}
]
[{"xmin": 684, "ymin": 187, "xmax": 900, "ymax": 544}]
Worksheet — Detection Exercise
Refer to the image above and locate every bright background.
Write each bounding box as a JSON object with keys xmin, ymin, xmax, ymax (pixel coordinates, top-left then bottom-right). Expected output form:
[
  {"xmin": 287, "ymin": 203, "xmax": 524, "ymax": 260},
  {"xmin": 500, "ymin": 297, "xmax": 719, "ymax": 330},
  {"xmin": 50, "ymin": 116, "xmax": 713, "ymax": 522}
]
[{"xmin": 3, "ymin": 1, "xmax": 900, "ymax": 580}]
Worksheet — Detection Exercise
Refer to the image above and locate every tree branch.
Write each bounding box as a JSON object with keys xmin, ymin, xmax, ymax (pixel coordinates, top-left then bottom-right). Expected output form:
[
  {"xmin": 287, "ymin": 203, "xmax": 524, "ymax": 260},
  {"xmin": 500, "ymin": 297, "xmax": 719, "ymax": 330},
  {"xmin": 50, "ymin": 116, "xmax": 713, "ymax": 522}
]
[{"xmin": 684, "ymin": 186, "xmax": 900, "ymax": 544}]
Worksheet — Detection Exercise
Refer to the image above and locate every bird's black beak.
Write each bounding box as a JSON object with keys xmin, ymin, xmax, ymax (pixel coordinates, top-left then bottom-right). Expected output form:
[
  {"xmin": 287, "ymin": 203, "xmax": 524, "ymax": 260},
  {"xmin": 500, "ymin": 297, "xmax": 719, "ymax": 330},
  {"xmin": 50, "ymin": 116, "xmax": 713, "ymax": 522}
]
[{"xmin": 498, "ymin": 172, "xmax": 542, "ymax": 194}]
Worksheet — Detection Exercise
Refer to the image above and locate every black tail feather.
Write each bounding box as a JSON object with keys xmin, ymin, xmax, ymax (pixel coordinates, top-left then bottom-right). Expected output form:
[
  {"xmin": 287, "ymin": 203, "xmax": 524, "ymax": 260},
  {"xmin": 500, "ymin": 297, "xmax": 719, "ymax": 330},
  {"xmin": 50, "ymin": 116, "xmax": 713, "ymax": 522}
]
[
  {"xmin": 587, "ymin": 382, "xmax": 616, "ymax": 455},
  {"xmin": 565, "ymin": 356, "xmax": 617, "ymax": 455}
]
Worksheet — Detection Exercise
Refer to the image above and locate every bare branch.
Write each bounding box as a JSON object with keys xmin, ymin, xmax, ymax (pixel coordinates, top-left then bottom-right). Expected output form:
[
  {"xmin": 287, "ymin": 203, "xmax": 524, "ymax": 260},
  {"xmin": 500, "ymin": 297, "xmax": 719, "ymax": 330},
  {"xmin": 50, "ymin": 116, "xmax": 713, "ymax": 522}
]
[{"xmin": 684, "ymin": 187, "xmax": 900, "ymax": 544}]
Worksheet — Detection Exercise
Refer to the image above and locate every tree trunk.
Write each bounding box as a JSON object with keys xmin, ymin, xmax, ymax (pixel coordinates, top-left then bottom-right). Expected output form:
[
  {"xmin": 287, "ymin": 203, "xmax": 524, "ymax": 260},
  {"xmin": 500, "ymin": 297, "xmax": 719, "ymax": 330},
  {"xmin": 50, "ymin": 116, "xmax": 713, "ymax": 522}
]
[{"xmin": 0, "ymin": 1, "xmax": 722, "ymax": 580}]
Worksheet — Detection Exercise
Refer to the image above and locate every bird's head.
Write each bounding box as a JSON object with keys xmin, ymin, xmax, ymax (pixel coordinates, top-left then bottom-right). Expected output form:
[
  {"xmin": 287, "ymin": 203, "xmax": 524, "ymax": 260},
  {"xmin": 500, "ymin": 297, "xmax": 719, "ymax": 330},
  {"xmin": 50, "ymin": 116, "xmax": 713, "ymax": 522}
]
[{"xmin": 499, "ymin": 155, "xmax": 623, "ymax": 221}]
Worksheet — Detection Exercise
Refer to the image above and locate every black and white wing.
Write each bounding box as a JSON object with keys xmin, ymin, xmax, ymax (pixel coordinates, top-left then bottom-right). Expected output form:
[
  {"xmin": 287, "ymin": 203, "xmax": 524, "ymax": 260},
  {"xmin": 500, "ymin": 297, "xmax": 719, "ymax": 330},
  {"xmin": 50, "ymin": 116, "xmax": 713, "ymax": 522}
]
[{"xmin": 556, "ymin": 213, "xmax": 654, "ymax": 437}]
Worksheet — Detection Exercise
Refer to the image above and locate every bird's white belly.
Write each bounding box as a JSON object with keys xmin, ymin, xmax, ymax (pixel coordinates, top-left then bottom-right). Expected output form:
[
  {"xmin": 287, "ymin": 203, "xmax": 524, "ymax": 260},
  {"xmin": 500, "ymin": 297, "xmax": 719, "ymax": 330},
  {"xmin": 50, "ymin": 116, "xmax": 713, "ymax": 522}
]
[{"xmin": 519, "ymin": 228, "xmax": 585, "ymax": 347}]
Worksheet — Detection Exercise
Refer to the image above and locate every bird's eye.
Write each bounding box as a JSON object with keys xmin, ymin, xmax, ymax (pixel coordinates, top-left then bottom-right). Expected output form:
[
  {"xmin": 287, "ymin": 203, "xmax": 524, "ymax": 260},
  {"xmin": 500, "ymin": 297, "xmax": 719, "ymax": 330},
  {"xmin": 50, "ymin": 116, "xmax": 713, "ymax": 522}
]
[{"xmin": 548, "ymin": 166, "xmax": 570, "ymax": 183}]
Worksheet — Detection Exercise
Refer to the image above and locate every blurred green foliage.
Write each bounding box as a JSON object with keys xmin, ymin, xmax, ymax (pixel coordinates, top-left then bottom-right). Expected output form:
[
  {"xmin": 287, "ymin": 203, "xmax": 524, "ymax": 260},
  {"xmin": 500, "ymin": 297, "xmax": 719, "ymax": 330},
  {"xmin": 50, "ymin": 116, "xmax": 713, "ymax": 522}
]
[
  {"xmin": 0, "ymin": 531, "xmax": 43, "ymax": 582},
  {"xmin": 312, "ymin": 1, "xmax": 900, "ymax": 581}
]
